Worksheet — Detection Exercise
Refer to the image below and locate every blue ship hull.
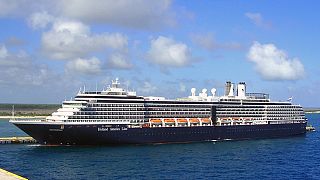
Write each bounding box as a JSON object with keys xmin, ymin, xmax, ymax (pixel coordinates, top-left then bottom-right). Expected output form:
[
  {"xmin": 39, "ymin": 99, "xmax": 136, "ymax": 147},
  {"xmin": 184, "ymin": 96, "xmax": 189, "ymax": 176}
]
[{"xmin": 13, "ymin": 123, "xmax": 307, "ymax": 145}]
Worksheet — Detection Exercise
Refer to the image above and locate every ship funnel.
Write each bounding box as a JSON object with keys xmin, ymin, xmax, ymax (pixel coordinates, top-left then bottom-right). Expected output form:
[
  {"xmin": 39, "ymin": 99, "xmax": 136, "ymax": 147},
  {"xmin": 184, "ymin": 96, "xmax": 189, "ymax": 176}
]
[
  {"xmin": 225, "ymin": 81, "xmax": 235, "ymax": 96},
  {"xmin": 191, "ymin": 88, "xmax": 196, "ymax": 97},
  {"xmin": 225, "ymin": 81, "xmax": 231, "ymax": 96},
  {"xmin": 227, "ymin": 82, "xmax": 234, "ymax": 96},
  {"xmin": 237, "ymin": 82, "xmax": 246, "ymax": 98}
]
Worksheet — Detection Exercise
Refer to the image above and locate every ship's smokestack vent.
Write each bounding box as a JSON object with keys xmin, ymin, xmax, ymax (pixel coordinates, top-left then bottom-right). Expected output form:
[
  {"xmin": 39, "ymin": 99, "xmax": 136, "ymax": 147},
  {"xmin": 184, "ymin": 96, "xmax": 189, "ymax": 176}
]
[
  {"xmin": 225, "ymin": 81, "xmax": 235, "ymax": 96},
  {"xmin": 191, "ymin": 88, "xmax": 196, "ymax": 97},
  {"xmin": 225, "ymin": 81, "xmax": 231, "ymax": 96},
  {"xmin": 237, "ymin": 82, "xmax": 246, "ymax": 98}
]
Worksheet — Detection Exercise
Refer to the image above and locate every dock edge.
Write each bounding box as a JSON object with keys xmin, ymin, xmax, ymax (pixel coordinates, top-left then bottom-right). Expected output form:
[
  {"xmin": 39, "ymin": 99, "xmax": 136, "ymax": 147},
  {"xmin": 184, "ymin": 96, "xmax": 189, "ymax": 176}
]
[{"xmin": 0, "ymin": 168, "xmax": 28, "ymax": 180}]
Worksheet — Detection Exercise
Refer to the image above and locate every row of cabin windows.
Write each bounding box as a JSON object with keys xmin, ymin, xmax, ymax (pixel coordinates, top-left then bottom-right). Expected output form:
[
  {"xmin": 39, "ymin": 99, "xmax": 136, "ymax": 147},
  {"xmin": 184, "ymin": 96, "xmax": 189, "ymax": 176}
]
[
  {"xmin": 145, "ymin": 114, "xmax": 209, "ymax": 118},
  {"xmin": 65, "ymin": 119, "xmax": 143, "ymax": 123},
  {"xmin": 86, "ymin": 108, "xmax": 217, "ymax": 112},
  {"xmin": 267, "ymin": 105, "xmax": 302, "ymax": 108},
  {"xmin": 88, "ymin": 104, "xmax": 144, "ymax": 107},
  {"xmin": 219, "ymin": 108, "xmax": 265, "ymax": 111},
  {"xmin": 75, "ymin": 112, "xmax": 144, "ymax": 115},
  {"xmin": 85, "ymin": 103, "xmax": 302, "ymax": 110},
  {"xmin": 217, "ymin": 112, "xmax": 304, "ymax": 116},
  {"xmin": 219, "ymin": 105, "xmax": 301, "ymax": 109},
  {"xmin": 218, "ymin": 114, "xmax": 305, "ymax": 119},
  {"xmin": 219, "ymin": 105, "xmax": 265, "ymax": 108},
  {"xmin": 218, "ymin": 107, "xmax": 302, "ymax": 111},
  {"xmin": 146, "ymin": 108, "xmax": 210, "ymax": 111},
  {"xmin": 266, "ymin": 112, "xmax": 305, "ymax": 115},
  {"xmin": 218, "ymin": 115, "xmax": 264, "ymax": 118},
  {"xmin": 82, "ymin": 108, "xmax": 143, "ymax": 111},
  {"xmin": 266, "ymin": 109, "xmax": 304, "ymax": 112},
  {"xmin": 146, "ymin": 104, "xmax": 210, "ymax": 108},
  {"xmin": 267, "ymin": 117, "xmax": 305, "ymax": 120},
  {"xmin": 66, "ymin": 119, "xmax": 130, "ymax": 123},
  {"xmin": 69, "ymin": 116, "xmax": 143, "ymax": 119},
  {"xmin": 146, "ymin": 111, "xmax": 210, "ymax": 115}
]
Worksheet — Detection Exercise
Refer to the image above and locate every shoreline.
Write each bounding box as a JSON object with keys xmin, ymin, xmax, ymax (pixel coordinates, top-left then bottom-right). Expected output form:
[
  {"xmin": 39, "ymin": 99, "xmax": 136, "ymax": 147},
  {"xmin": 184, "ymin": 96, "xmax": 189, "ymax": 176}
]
[
  {"xmin": 305, "ymin": 111, "xmax": 320, "ymax": 114},
  {"xmin": 0, "ymin": 116, "xmax": 46, "ymax": 119}
]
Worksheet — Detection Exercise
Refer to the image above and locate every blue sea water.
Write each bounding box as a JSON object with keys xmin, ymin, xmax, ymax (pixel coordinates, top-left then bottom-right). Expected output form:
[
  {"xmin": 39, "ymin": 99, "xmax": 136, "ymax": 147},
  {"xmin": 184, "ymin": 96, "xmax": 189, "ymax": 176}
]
[{"xmin": 0, "ymin": 114, "xmax": 320, "ymax": 180}]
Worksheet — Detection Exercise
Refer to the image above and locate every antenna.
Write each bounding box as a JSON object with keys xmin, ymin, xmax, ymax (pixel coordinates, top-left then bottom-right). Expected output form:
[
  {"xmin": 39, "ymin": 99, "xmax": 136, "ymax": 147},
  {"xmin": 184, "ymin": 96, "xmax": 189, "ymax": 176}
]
[
  {"xmin": 11, "ymin": 105, "xmax": 15, "ymax": 120},
  {"xmin": 95, "ymin": 81, "xmax": 98, "ymax": 94}
]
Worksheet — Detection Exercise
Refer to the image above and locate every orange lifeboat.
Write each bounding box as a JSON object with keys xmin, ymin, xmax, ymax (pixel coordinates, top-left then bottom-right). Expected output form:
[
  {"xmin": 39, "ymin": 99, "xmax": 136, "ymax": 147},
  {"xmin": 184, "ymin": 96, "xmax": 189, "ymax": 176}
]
[
  {"xmin": 189, "ymin": 118, "xmax": 200, "ymax": 123},
  {"xmin": 150, "ymin": 119, "xmax": 162, "ymax": 123},
  {"xmin": 201, "ymin": 118, "xmax": 211, "ymax": 123},
  {"xmin": 177, "ymin": 118, "xmax": 188, "ymax": 123},
  {"xmin": 164, "ymin": 119, "xmax": 175, "ymax": 123}
]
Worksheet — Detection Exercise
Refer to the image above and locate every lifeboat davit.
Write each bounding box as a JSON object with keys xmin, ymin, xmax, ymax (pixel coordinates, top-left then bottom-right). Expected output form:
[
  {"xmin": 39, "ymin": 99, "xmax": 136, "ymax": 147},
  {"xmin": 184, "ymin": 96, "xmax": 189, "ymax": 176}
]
[
  {"xmin": 189, "ymin": 118, "xmax": 200, "ymax": 123},
  {"xmin": 142, "ymin": 123, "xmax": 150, "ymax": 128},
  {"xmin": 164, "ymin": 119, "xmax": 175, "ymax": 123}
]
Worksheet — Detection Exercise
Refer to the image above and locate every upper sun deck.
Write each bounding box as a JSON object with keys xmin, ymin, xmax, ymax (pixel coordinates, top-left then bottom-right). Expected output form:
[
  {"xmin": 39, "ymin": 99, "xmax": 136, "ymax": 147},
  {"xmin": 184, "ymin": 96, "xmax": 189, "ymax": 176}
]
[
  {"xmin": 183, "ymin": 82, "xmax": 271, "ymax": 103},
  {"xmin": 76, "ymin": 78, "xmax": 137, "ymax": 98},
  {"xmin": 73, "ymin": 79, "xmax": 293, "ymax": 105}
]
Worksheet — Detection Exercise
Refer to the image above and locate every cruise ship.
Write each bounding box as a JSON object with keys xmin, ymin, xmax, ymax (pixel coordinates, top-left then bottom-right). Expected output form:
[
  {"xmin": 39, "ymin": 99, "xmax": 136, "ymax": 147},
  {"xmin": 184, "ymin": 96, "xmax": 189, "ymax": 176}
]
[{"xmin": 10, "ymin": 79, "xmax": 307, "ymax": 145}]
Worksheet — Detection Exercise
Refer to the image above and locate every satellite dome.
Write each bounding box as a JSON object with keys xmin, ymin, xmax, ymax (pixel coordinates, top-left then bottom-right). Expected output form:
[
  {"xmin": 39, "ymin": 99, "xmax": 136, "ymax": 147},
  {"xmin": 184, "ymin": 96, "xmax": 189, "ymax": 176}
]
[{"xmin": 202, "ymin": 89, "xmax": 207, "ymax": 93}]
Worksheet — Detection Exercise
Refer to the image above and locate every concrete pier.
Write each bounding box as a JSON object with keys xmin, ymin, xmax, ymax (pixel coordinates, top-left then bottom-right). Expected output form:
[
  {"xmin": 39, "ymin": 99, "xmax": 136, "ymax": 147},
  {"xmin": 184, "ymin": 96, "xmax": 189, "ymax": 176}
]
[
  {"xmin": 0, "ymin": 168, "xmax": 27, "ymax": 180},
  {"xmin": 0, "ymin": 137, "xmax": 37, "ymax": 144}
]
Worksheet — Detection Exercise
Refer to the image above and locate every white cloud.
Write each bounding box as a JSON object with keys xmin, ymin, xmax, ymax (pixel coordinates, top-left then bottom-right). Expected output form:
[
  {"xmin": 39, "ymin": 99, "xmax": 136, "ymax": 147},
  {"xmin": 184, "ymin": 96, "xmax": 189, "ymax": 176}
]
[
  {"xmin": 0, "ymin": 45, "xmax": 8, "ymax": 58},
  {"xmin": 0, "ymin": 0, "xmax": 29, "ymax": 17},
  {"xmin": 0, "ymin": 44, "xmax": 55, "ymax": 86},
  {"xmin": 245, "ymin": 12, "xmax": 272, "ymax": 29},
  {"xmin": 146, "ymin": 36, "xmax": 194, "ymax": 67},
  {"xmin": 57, "ymin": 0, "xmax": 174, "ymax": 29},
  {"xmin": 179, "ymin": 83, "xmax": 186, "ymax": 92},
  {"xmin": 65, "ymin": 57, "xmax": 102, "ymax": 75},
  {"xmin": 138, "ymin": 82, "xmax": 157, "ymax": 94},
  {"xmin": 27, "ymin": 12, "xmax": 133, "ymax": 73},
  {"xmin": 191, "ymin": 33, "xmax": 242, "ymax": 51},
  {"xmin": 41, "ymin": 19, "xmax": 128, "ymax": 60},
  {"xmin": 28, "ymin": 11, "xmax": 54, "ymax": 29},
  {"xmin": 107, "ymin": 53, "xmax": 133, "ymax": 70},
  {"xmin": 0, "ymin": 0, "xmax": 175, "ymax": 30},
  {"xmin": 247, "ymin": 42, "xmax": 305, "ymax": 81},
  {"xmin": 4, "ymin": 36, "xmax": 25, "ymax": 47}
]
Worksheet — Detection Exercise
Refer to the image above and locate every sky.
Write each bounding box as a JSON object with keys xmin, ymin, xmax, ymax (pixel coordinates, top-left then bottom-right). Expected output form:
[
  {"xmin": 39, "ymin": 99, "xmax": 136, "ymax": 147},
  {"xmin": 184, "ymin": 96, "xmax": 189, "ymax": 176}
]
[{"xmin": 0, "ymin": 0, "xmax": 319, "ymax": 107}]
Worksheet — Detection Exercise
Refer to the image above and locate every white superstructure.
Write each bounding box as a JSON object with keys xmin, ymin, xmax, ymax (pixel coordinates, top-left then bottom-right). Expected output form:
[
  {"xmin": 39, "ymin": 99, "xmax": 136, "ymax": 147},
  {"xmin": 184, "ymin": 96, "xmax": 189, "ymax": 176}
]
[{"xmin": 11, "ymin": 79, "xmax": 306, "ymax": 128}]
